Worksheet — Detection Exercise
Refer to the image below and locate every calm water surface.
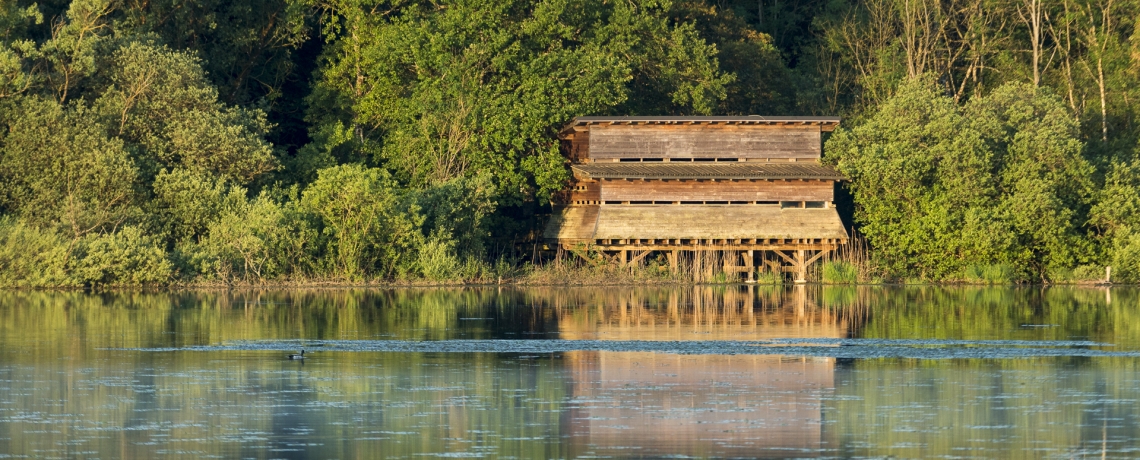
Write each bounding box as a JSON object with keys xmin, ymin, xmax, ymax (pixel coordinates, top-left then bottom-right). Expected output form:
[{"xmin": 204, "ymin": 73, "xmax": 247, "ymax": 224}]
[{"xmin": 1, "ymin": 286, "xmax": 1139, "ymax": 458}]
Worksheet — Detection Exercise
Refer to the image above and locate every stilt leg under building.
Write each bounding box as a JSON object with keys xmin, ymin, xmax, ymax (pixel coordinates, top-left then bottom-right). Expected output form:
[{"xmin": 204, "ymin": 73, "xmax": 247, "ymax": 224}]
[{"xmin": 746, "ymin": 250, "xmax": 755, "ymax": 283}]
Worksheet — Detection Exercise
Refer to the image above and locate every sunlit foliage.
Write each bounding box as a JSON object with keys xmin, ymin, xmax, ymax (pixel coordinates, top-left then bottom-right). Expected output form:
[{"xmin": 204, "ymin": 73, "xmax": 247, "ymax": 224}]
[{"xmin": 0, "ymin": 0, "xmax": 1138, "ymax": 285}]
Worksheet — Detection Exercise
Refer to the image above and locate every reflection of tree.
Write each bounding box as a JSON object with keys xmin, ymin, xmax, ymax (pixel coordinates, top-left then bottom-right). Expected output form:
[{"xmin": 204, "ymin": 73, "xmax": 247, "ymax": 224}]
[
  {"xmin": 0, "ymin": 289, "xmax": 576, "ymax": 458},
  {"xmin": 826, "ymin": 356, "xmax": 1140, "ymax": 459},
  {"xmin": 845, "ymin": 286, "xmax": 1140, "ymax": 344}
]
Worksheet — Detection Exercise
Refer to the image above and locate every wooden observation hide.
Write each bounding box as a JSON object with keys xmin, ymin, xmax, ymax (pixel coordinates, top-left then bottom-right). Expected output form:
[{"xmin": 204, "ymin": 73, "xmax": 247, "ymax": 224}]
[{"xmin": 544, "ymin": 116, "xmax": 848, "ymax": 282}]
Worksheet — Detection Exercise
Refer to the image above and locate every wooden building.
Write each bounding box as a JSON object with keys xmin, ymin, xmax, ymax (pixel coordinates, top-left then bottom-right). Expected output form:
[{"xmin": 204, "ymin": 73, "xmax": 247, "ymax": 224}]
[{"xmin": 544, "ymin": 116, "xmax": 848, "ymax": 282}]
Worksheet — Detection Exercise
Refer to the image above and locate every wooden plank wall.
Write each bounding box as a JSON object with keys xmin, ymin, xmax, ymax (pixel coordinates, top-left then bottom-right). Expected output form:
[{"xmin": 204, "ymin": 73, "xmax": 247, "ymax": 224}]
[
  {"xmin": 543, "ymin": 206, "xmax": 600, "ymax": 241},
  {"xmin": 599, "ymin": 180, "xmax": 833, "ymax": 202},
  {"xmin": 586, "ymin": 125, "xmax": 821, "ymax": 160},
  {"xmin": 561, "ymin": 131, "xmax": 590, "ymax": 163}
]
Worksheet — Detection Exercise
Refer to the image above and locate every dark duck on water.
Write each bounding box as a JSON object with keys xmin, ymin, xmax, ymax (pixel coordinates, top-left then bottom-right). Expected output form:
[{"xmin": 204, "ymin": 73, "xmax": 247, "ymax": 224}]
[{"xmin": 288, "ymin": 349, "xmax": 305, "ymax": 360}]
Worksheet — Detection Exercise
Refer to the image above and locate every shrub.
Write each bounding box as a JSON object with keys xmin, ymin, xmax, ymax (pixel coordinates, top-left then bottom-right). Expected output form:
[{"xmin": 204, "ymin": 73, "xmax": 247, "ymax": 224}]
[
  {"xmin": 828, "ymin": 78, "xmax": 1092, "ymax": 281},
  {"xmin": 963, "ymin": 263, "xmax": 1016, "ymax": 284},
  {"xmin": 417, "ymin": 234, "xmax": 463, "ymax": 282},
  {"xmin": 70, "ymin": 226, "xmax": 172, "ymax": 286},
  {"xmin": 1110, "ymin": 232, "xmax": 1140, "ymax": 283},
  {"xmin": 0, "ymin": 218, "xmax": 71, "ymax": 287},
  {"xmin": 301, "ymin": 164, "xmax": 421, "ymax": 281},
  {"xmin": 192, "ymin": 192, "xmax": 317, "ymax": 282}
]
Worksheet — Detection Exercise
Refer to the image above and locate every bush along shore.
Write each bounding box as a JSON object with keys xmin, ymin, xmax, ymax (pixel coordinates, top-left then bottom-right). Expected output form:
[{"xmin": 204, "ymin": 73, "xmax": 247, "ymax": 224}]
[
  {"xmin": 0, "ymin": 214, "xmax": 1114, "ymax": 287},
  {"xmin": 3, "ymin": 2, "xmax": 1140, "ymax": 288}
]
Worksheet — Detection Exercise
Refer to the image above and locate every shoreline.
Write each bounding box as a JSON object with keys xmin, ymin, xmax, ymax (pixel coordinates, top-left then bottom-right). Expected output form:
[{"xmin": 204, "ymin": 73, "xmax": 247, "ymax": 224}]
[{"xmin": 0, "ymin": 280, "xmax": 1121, "ymax": 292}]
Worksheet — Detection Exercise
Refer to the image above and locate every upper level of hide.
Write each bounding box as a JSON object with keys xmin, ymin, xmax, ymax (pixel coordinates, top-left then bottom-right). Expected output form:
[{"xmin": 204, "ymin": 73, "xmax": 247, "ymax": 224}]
[{"xmin": 559, "ymin": 116, "xmax": 840, "ymax": 163}]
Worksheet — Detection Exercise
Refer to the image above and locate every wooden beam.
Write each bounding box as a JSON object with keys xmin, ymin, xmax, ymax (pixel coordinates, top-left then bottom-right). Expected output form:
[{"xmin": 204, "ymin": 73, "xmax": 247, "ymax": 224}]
[
  {"xmin": 805, "ymin": 250, "xmax": 829, "ymax": 267},
  {"xmin": 629, "ymin": 250, "xmax": 652, "ymax": 265},
  {"xmin": 772, "ymin": 250, "xmax": 796, "ymax": 265}
]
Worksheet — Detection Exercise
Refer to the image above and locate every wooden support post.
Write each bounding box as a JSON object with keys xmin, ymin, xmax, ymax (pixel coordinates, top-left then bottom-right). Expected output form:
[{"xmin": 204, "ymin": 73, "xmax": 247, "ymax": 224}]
[
  {"xmin": 621, "ymin": 250, "xmax": 628, "ymax": 266},
  {"xmin": 745, "ymin": 284, "xmax": 755, "ymax": 324},
  {"xmin": 668, "ymin": 250, "xmax": 679, "ymax": 273},
  {"xmin": 794, "ymin": 250, "xmax": 807, "ymax": 283},
  {"xmin": 746, "ymin": 250, "xmax": 755, "ymax": 283}
]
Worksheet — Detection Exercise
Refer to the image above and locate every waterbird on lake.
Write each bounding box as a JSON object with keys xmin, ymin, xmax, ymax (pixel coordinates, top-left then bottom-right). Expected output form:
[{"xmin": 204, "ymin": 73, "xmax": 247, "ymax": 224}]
[{"xmin": 288, "ymin": 349, "xmax": 305, "ymax": 360}]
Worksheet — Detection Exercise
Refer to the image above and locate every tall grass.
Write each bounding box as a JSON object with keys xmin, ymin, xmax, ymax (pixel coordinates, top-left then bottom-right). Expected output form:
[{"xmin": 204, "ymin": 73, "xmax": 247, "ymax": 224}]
[
  {"xmin": 822, "ymin": 261, "xmax": 859, "ymax": 284},
  {"xmin": 753, "ymin": 270, "xmax": 784, "ymax": 285},
  {"xmin": 822, "ymin": 229, "xmax": 877, "ymax": 284}
]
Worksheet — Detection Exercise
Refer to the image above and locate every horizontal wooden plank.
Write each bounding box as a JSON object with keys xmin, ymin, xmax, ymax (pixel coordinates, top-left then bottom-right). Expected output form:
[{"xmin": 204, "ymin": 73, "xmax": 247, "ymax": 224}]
[
  {"xmin": 587, "ymin": 124, "xmax": 821, "ymax": 159},
  {"xmin": 600, "ymin": 180, "xmax": 833, "ymax": 202},
  {"xmin": 558, "ymin": 116, "xmax": 841, "ymax": 136},
  {"xmin": 572, "ymin": 163, "xmax": 845, "ymax": 180}
]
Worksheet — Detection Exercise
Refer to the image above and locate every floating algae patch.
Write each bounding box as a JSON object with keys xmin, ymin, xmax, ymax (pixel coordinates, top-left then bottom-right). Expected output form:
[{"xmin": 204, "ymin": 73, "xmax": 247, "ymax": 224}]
[{"xmin": 111, "ymin": 338, "xmax": 1140, "ymax": 360}]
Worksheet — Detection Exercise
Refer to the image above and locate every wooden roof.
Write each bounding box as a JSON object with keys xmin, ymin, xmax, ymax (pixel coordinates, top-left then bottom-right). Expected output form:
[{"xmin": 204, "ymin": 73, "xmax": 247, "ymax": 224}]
[
  {"xmin": 571, "ymin": 163, "xmax": 846, "ymax": 181},
  {"xmin": 560, "ymin": 116, "xmax": 841, "ymax": 135},
  {"xmin": 544, "ymin": 205, "xmax": 849, "ymax": 241}
]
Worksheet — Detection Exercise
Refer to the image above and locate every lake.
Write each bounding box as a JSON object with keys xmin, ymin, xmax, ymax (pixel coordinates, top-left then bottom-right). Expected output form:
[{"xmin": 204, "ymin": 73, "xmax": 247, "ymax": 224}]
[{"xmin": 0, "ymin": 286, "xmax": 1138, "ymax": 458}]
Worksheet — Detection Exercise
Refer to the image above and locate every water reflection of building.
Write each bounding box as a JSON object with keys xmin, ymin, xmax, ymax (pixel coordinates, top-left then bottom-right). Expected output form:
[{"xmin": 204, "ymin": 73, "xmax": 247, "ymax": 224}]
[
  {"xmin": 551, "ymin": 286, "xmax": 855, "ymax": 457},
  {"xmin": 554, "ymin": 285, "xmax": 858, "ymax": 341}
]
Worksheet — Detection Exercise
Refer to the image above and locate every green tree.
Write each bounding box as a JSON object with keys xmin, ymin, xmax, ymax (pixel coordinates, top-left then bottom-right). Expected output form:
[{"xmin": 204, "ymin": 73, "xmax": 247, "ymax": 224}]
[
  {"xmin": 193, "ymin": 191, "xmax": 316, "ymax": 282},
  {"xmin": 303, "ymin": 0, "xmax": 732, "ymax": 205},
  {"xmin": 829, "ymin": 77, "xmax": 1093, "ymax": 280},
  {"xmin": 965, "ymin": 82, "xmax": 1094, "ymax": 275},
  {"xmin": 116, "ymin": 0, "xmax": 309, "ymax": 106},
  {"xmin": 93, "ymin": 41, "xmax": 278, "ymax": 184},
  {"xmin": 0, "ymin": 97, "xmax": 140, "ymax": 243}
]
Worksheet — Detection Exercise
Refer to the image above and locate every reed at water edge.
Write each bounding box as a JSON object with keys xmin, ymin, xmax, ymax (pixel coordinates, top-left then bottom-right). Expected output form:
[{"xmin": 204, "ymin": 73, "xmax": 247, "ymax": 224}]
[{"xmin": 820, "ymin": 230, "xmax": 879, "ymax": 284}]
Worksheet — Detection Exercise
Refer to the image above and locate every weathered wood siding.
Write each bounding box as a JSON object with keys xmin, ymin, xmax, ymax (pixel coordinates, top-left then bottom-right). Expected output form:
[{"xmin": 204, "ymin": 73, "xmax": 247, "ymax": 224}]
[
  {"xmin": 593, "ymin": 206, "xmax": 847, "ymax": 240},
  {"xmin": 543, "ymin": 206, "xmax": 600, "ymax": 241},
  {"xmin": 544, "ymin": 205, "xmax": 849, "ymax": 242},
  {"xmin": 586, "ymin": 124, "xmax": 821, "ymax": 160},
  {"xmin": 599, "ymin": 180, "xmax": 832, "ymax": 202}
]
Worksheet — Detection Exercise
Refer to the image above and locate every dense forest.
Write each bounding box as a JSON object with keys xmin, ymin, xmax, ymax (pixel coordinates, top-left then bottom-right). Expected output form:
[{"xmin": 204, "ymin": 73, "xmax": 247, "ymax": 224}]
[{"xmin": 0, "ymin": 0, "xmax": 1136, "ymax": 286}]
